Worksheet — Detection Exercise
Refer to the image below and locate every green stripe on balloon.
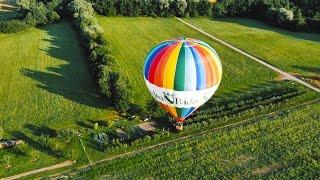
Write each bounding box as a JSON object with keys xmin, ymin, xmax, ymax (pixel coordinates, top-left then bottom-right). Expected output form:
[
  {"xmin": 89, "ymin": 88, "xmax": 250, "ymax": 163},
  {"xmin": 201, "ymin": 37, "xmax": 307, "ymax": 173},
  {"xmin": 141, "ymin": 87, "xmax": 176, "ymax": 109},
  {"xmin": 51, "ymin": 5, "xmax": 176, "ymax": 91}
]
[{"xmin": 174, "ymin": 43, "xmax": 186, "ymax": 91}]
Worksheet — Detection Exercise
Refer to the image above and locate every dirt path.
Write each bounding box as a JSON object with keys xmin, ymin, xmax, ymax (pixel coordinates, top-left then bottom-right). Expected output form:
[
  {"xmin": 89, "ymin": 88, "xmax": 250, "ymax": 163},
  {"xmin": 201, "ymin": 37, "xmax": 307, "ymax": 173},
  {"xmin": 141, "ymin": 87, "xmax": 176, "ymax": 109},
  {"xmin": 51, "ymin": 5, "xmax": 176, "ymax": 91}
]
[
  {"xmin": 175, "ymin": 17, "xmax": 320, "ymax": 93},
  {"xmin": 2, "ymin": 161, "xmax": 74, "ymax": 180}
]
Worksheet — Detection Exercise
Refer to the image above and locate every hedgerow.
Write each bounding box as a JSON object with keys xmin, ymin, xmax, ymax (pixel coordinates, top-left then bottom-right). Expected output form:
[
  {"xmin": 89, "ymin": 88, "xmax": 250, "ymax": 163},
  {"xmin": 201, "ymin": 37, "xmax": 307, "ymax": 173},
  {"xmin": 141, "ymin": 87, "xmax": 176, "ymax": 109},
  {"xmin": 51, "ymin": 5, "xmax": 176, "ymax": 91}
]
[{"xmin": 68, "ymin": 0, "xmax": 132, "ymax": 113}]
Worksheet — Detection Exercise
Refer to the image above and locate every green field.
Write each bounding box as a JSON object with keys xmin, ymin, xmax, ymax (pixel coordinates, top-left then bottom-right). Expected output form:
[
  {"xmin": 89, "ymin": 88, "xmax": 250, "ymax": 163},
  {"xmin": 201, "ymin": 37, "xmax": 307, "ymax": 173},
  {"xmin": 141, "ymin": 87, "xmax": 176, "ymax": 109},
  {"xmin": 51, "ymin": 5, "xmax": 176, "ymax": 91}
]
[
  {"xmin": 0, "ymin": 21, "xmax": 113, "ymax": 176},
  {"xmin": 66, "ymin": 101, "xmax": 320, "ymax": 179},
  {"xmin": 98, "ymin": 17, "xmax": 278, "ymax": 106},
  {"xmin": 184, "ymin": 18, "xmax": 320, "ymax": 80},
  {"xmin": 1, "ymin": 16, "xmax": 319, "ymax": 178}
]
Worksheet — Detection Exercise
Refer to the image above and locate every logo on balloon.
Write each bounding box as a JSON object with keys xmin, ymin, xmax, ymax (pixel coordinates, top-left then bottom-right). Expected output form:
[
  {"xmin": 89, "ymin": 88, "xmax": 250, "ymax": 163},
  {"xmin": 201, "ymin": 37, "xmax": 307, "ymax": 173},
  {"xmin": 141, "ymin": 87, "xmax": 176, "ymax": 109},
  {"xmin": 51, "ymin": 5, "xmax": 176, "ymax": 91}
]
[{"xmin": 146, "ymin": 80, "xmax": 218, "ymax": 108}]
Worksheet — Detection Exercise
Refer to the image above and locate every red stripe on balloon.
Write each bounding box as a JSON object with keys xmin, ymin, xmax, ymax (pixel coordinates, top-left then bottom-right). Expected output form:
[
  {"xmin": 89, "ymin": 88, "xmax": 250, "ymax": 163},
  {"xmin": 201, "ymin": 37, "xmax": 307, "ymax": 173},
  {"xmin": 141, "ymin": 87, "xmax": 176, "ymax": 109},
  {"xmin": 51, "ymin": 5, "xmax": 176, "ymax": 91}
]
[
  {"xmin": 153, "ymin": 44, "xmax": 178, "ymax": 87},
  {"xmin": 148, "ymin": 43, "xmax": 176, "ymax": 83}
]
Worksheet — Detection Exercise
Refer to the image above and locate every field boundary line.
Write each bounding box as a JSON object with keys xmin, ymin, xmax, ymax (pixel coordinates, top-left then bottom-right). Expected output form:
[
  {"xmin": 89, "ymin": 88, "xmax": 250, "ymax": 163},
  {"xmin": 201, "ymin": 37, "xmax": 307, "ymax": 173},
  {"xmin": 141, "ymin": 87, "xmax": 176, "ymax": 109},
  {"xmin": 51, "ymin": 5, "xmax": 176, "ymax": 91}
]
[
  {"xmin": 48, "ymin": 98, "xmax": 319, "ymax": 179},
  {"xmin": 175, "ymin": 17, "xmax": 320, "ymax": 93},
  {"xmin": 2, "ymin": 161, "xmax": 74, "ymax": 180}
]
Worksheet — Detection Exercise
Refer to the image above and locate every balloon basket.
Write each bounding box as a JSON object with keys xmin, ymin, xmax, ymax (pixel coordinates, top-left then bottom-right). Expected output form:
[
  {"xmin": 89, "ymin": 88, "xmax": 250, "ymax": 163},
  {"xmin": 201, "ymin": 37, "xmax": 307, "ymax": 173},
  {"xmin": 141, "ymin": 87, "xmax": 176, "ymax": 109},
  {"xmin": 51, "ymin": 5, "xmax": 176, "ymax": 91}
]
[{"xmin": 175, "ymin": 124, "xmax": 183, "ymax": 131}]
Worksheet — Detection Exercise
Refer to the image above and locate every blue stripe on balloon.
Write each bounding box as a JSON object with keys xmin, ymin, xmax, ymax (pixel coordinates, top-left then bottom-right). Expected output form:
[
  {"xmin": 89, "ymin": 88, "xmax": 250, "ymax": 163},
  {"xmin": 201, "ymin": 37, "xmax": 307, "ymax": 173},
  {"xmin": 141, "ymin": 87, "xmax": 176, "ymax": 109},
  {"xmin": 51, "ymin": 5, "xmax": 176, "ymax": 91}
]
[
  {"xmin": 181, "ymin": 107, "xmax": 191, "ymax": 118},
  {"xmin": 184, "ymin": 44, "xmax": 197, "ymax": 91},
  {"xmin": 144, "ymin": 41, "xmax": 173, "ymax": 78},
  {"xmin": 185, "ymin": 107, "xmax": 195, "ymax": 117},
  {"xmin": 189, "ymin": 46, "xmax": 206, "ymax": 90}
]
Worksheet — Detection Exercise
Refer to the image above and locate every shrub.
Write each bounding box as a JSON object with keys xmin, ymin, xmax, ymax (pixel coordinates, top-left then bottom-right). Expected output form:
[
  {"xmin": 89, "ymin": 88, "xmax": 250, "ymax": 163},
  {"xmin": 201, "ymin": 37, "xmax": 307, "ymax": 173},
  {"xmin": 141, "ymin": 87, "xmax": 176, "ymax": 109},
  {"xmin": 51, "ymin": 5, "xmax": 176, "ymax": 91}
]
[
  {"xmin": 277, "ymin": 7, "xmax": 294, "ymax": 24},
  {"xmin": 0, "ymin": 20, "xmax": 30, "ymax": 33},
  {"xmin": 0, "ymin": 126, "xmax": 3, "ymax": 139}
]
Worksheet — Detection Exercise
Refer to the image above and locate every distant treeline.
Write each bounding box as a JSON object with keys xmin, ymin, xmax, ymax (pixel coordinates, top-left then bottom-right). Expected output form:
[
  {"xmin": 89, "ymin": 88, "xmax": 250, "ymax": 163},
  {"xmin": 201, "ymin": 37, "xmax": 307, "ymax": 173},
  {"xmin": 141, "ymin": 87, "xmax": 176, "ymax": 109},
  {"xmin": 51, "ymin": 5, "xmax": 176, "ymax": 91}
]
[
  {"xmin": 90, "ymin": 0, "xmax": 320, "ymax": 33},
  {"xmin": 214, "ymin": 0, "xmax": 320, "ymax": 33},
  {"xmin": 90, "ymin": 0, "xmax": 214, "ymax": 17}
]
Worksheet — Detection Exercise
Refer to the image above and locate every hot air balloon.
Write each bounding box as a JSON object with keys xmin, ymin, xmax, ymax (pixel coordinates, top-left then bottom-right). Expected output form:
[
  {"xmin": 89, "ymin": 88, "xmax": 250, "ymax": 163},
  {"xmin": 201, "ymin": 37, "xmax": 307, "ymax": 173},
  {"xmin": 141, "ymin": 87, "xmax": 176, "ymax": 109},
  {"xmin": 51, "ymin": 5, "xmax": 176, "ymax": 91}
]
[{"xmin": 143, "ymin": 38, "xmax": 222, "ymax": 130}]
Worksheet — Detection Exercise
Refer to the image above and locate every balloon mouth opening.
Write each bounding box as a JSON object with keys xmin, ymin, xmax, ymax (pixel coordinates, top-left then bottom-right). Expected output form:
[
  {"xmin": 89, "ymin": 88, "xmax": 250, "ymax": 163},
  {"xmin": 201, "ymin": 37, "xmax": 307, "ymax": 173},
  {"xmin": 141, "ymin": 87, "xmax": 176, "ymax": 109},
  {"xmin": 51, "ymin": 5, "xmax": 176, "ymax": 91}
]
[{"xmin": 175, "ymin": 117, "xmax": 185, "ymax": 122}]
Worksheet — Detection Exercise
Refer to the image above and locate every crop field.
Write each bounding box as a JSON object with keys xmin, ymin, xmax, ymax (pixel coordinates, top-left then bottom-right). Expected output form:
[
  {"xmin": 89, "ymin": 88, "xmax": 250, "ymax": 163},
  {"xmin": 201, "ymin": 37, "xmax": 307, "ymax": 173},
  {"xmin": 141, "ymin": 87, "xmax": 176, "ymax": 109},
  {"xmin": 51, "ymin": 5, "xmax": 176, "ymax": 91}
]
[
  {"xmin": 64, "ymin": 101, "xmax": 320, "ymax": 179},
  {"xmin": 184, "ymin": 18, "xmax": 320, "ymax": 85},
  {"xmin": 98, "ymin": 17, "xmax": 318, "ymax": 107},
  {"xmin": 0, "ymin": 16, "xmax": 319, "ymax": 179},
  {"xmin": 0, "ymin": 21, "xmax": 113, "ymax": 176}
]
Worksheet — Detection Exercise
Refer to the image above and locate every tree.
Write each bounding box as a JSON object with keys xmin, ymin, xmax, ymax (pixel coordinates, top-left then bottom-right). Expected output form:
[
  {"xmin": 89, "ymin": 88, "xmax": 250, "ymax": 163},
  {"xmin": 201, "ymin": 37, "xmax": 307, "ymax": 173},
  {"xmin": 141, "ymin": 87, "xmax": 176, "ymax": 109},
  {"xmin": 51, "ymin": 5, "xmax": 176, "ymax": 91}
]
[
  {"xmin": 171, "ymin": 0, "xmax": 188, "ymax": 17},
  {"xmin": 277, "ymin": 7, "xmax": 294, "ymax": 24}
]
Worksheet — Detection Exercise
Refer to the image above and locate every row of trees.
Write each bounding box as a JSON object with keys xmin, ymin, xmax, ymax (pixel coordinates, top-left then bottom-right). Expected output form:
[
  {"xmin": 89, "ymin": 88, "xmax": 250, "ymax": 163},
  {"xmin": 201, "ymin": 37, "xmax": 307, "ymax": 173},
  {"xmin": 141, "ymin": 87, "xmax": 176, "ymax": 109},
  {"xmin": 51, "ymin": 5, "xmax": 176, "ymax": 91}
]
[
  {"xmin": 214, "ymin": 0, "xmax": 320, "ymax": 33},
  {"xmin": 0, "ymin": 0, "xmax": 62, "ymax": 33},
  {"xmin": 90, "ymin": 0, "xmax": 214, "ymax": 17},
  {"xmin": 68, "ymin": 0, "xmax": 131, "ymax": 113}
]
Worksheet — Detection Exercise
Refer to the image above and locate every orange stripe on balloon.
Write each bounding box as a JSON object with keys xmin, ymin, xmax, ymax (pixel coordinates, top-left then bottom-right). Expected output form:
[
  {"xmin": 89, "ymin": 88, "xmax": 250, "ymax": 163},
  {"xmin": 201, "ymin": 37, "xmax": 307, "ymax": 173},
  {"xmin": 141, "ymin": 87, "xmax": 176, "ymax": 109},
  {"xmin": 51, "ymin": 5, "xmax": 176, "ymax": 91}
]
[
  {"xmin": 197, "ymin": 44, "xmax": 222, "ymax": 84},
  {"xmin": 193, "ymin": 46, "xmax": 214, "ymax": 88},
  {"xmin": 167, "ymin": 105, "xmax": 178, "ymax": 118}
]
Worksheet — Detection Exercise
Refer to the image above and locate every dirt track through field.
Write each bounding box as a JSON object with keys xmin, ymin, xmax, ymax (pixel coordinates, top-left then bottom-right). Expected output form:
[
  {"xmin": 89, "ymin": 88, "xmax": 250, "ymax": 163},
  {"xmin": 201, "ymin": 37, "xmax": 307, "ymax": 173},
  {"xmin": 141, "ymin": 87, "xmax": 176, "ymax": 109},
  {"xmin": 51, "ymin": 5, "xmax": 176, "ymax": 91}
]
[
  {"xmin": 2, "ymin": 161, "xmax": 74, "ymax": 180},
  {"xmin": 175, "ymin": 17, "xmax": 320, "ymax": 93}
]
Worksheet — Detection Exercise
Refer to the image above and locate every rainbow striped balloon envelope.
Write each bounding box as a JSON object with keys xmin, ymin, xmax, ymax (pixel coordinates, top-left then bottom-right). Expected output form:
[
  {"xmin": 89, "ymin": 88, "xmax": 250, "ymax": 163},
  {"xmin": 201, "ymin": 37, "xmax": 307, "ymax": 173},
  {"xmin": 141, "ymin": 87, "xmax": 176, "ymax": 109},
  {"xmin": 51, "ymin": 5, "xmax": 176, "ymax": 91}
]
[{"xmin": 143, "ymin": 38, "xmax": 222, "ymax": 124}]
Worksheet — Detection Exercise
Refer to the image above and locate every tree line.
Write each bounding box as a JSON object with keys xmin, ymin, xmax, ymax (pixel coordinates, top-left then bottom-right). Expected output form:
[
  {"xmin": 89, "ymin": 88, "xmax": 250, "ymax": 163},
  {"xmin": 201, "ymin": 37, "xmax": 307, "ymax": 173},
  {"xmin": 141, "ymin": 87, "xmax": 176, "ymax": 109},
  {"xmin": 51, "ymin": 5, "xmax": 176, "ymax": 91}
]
[
  {"xmin": 213, "ymin": 0, "xmax": 320, "ymax": 32},
  {"xmin": 89, "ymin": 0, "xmax": 320, "ymax": 33},
  {"xmin": 90, "ymin": 0, "xmax": 214, "ymax": 17}
]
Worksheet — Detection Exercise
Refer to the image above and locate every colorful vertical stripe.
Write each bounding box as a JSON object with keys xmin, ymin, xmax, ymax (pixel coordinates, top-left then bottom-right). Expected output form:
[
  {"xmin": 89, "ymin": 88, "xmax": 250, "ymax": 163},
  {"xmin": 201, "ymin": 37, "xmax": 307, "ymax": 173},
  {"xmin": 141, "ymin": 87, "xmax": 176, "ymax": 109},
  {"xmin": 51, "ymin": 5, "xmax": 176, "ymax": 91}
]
[{"xmin": 143, "ymin": 38, "xmax": 222, "ymax": 121}]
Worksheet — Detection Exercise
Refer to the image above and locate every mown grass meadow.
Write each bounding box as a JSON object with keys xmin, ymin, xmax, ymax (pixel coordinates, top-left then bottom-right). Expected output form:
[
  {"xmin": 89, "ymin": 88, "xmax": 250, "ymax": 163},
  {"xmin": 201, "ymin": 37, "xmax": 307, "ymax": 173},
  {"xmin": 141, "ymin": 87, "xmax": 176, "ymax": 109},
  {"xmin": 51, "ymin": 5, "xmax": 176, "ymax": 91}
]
[
  {"xmin": 184, "ymin": 18, "xmax": 320, "ymax": 79},
  {"xmin": 0, "ymin": 21, "xmax": 114, "ymax": 177}
]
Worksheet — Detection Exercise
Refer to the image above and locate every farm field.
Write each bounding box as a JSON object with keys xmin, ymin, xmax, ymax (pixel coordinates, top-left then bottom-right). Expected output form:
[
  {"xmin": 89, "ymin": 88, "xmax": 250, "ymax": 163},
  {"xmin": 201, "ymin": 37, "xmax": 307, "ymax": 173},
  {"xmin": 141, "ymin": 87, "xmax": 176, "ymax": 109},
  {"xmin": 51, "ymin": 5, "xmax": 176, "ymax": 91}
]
[
  {"xmin": 64, "ymin": 101, "xmax": 320, "ymax": 179},
  {"xmin": 184, "ymin": 18, "xmax": 320, "ymax": 86},
  {"xmin": 98, "ymin": 17, "xmax": 318, "ymax": 106},
  {"xmin": 1, "ymin": 16, "xmax": 319, "ymax": 178},
  {"xmin": 0, "ymin": 21, "xmax": 113, "ymax": 177}
]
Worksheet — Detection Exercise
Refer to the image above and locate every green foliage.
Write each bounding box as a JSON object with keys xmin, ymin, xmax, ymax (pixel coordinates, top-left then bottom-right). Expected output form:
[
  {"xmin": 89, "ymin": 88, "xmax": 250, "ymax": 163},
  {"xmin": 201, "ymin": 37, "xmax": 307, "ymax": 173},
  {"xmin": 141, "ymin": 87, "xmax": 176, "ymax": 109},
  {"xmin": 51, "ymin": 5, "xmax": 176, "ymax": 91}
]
[
  {"xmin": 0, "ymin": 0, "xmax": 62, "ymax": 33},
  {"xmin": 277, "ymin": 7, "xmax": 294, "ymax": 23},
  {"xmin": 66, "ymin": 103, "xmax": 320, "ymax": 178},
  {"xmin": 0, "ymin": 126, "xmax": 3, "ymax": 139},
  {"xmin": 93, "ymin": 123, "xmax": 99, "ymax": 130},
  {"xmin": 69, "ymin": 0, "xmax": 132, "ymax": 112},
  {"xmin": 0, "ymin": 19, "xmax": 30, "ymax": 33},
  {"xmin": 90, "ymin": 0, "xmax": 215, "ymax": 18},
  {"xmin": 213, "ymin": 0, "xmax": 320, "ymax": 33}
]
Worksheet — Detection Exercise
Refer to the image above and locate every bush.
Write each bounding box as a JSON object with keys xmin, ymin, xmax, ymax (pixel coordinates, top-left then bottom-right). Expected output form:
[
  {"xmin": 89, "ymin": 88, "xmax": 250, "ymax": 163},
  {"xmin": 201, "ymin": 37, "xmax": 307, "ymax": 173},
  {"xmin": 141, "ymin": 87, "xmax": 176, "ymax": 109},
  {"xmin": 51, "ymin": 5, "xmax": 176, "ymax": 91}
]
[
  {"xmin": 0, "ymin": 126, "xmax": 3, "ymax": 140},
  {"xmin": 0, "ymin": 19, "xmax": 30, "ymax": 33},
  {"xmin": 277, "ymin": 7, "xmax": 294, "ymax": 24}
]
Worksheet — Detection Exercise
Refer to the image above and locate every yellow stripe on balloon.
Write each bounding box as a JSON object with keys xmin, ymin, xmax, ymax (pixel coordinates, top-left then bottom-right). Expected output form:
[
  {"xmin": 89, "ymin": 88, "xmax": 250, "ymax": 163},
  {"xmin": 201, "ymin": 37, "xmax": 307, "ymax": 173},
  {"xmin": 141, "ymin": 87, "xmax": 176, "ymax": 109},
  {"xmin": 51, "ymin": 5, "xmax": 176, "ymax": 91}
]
[
  {"xmin": 167, "ymin": 105, "xmax": 178, "ymax": 118},
  {"xmin": 163, "ymin": 42, "xmax": 183, "ymax": 89}
]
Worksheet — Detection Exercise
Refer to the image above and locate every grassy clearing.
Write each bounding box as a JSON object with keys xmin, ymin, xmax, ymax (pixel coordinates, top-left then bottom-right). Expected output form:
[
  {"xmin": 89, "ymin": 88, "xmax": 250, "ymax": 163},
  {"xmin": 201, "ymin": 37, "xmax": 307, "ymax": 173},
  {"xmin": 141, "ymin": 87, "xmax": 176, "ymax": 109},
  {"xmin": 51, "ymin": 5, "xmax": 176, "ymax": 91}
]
[
  {"xmin": 65, "ymin": 101, "xmax": 320, "ymax": 179},
  {"xmin": 0, "ymin": 21, "xmax": 113, "ymax": 177},
  {"xmin": 98, "ymin": 16, "xmax": 278, "ymax": 106},
  {"xmin": 184, "ymin": 18, "xmax": 320, "ymax": 80},
  {"xmin": 98, "ymin": 17, "xmax": 318, "ymax": 106}
]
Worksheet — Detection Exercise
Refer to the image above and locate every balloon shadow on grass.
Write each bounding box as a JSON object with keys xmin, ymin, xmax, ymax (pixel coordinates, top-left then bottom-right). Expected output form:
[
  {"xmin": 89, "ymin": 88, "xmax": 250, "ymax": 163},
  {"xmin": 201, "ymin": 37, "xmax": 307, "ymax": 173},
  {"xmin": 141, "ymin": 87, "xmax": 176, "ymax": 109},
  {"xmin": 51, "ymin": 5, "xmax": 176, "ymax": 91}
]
[{"xmin": 21, "ymin": 22, "xmax": 108, "ymax": 109}]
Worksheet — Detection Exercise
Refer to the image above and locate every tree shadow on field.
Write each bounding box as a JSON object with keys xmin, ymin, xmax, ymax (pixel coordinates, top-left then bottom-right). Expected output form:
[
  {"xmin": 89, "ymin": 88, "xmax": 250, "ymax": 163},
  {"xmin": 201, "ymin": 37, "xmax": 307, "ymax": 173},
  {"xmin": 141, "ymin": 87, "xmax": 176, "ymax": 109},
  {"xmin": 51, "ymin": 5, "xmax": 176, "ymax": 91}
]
[
  {"xmin": 21, "ymin": 22, "xmax": 108, "ymax": 109},
  {"xmin": 212, "ymin": 17, "xmax": 320, "ymax": 43},
  {"xmin": 292, "ymin": 65, "xmax": 320, "ymax": 76}
]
